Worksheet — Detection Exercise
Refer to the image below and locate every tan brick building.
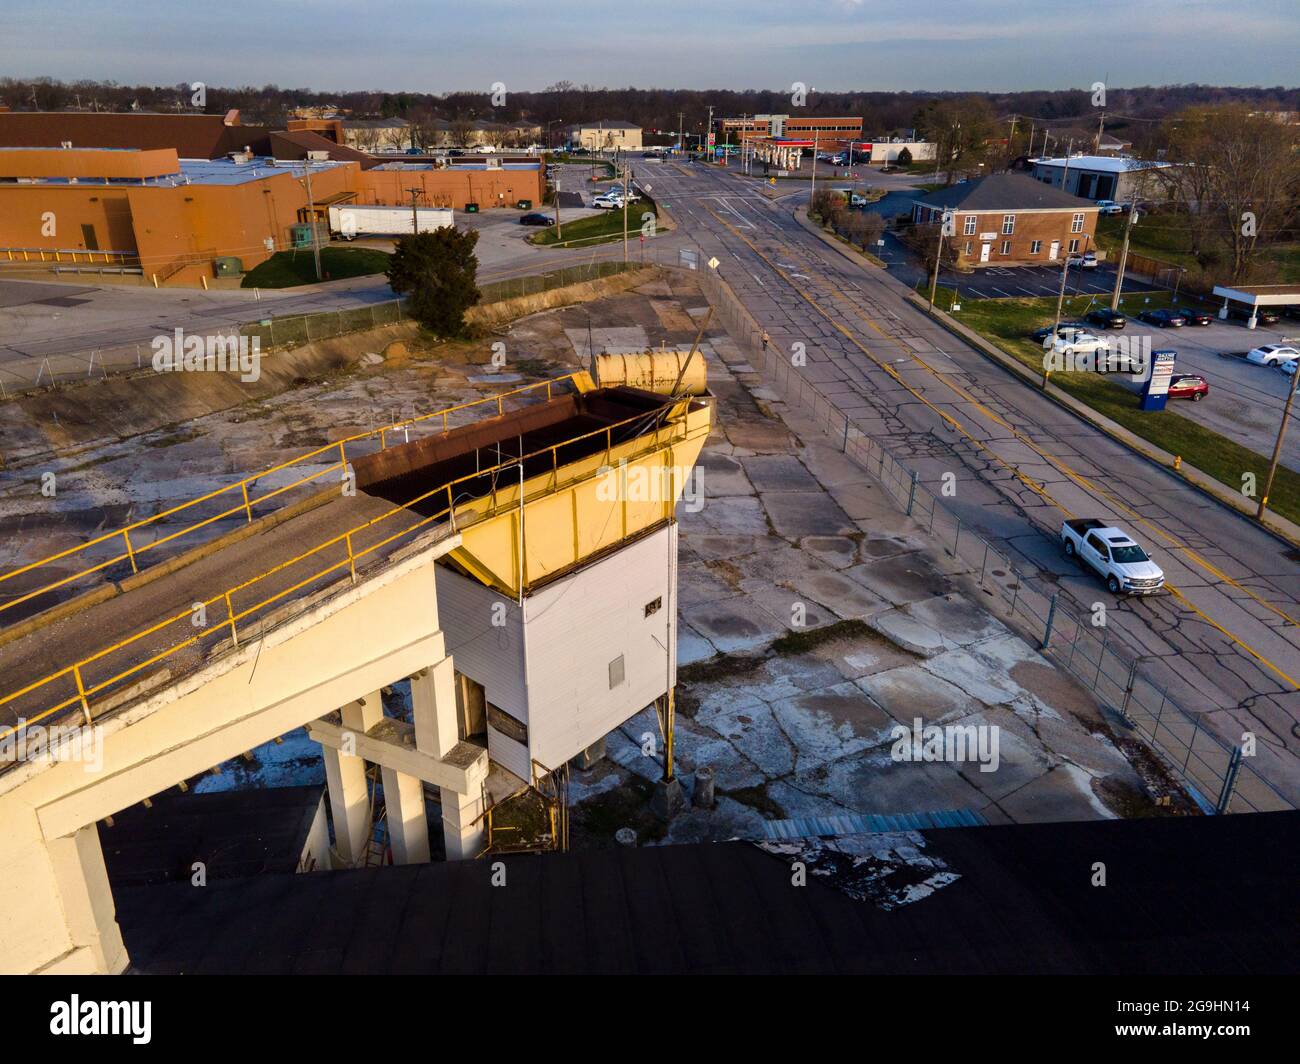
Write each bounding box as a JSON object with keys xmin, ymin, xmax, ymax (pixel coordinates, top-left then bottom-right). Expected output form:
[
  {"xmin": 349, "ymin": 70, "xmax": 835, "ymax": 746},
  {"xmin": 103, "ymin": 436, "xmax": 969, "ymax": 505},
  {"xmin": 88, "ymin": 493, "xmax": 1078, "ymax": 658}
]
[{"xmin": 911, "ymin": 173, "xmax": 1099, "ymax": 268}]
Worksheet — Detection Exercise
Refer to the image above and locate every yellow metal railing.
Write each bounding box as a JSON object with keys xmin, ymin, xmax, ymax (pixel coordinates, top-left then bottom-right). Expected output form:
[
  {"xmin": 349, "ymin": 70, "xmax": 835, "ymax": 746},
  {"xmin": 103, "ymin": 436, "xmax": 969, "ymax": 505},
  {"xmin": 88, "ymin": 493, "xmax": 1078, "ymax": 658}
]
[
  {"xmin": 0, "ymin": 394, "xmax": 696, "ymax": 744},
  {"xmin": 0, "ymin": 373, "xmax": 586, "ymax": 623}
]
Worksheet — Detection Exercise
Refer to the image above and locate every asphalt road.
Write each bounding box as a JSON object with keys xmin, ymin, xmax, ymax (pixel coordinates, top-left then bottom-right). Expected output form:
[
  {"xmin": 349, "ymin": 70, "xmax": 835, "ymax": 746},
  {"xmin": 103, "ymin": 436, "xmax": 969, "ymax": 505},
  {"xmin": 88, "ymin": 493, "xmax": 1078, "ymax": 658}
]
[{"xmin": 649, "ymin": 159, "xmax": 1300, "ymax": 805}]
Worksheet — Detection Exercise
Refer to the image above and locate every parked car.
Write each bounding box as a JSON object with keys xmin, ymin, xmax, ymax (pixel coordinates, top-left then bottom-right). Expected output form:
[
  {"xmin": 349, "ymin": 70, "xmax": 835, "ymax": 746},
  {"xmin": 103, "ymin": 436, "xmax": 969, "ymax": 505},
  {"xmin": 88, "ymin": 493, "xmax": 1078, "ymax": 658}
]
[
  {"xmin": 519, "ymin": 212, "xmax": 555, "ymax": 226},
  {"xmin": 1095, "ymin": 200, "xmax": 1125, "ymax": 215},
  {"xmin": 1229, "ymin": 305, "xmax": 1280, "ymax": 325},
  {"xmin": 1031, "ymin": 322, "xmax": 1091, "ymax": 342},
  {"xmin": 1176, "ymin": 306, "xmax": 1213, "ymax": 326},
  {"xmin": 592, "ymin": 194, "xmax": 623, "ymax": 209},
  {"xmin": 1138, "ymin": 308, "xmax": 1187, "ymax": 328},
  {"xmin": 1046, "ymin": 329, "xmax": 1109, "ymax": 357},
  {"xmin": 1060, "ymin": 519, "xmax": 1165, "ymax": 595},
  {"xmin": 1085, "ymin": 308, "xmax": 1126, "ymax": 330},
  {"xmin": 1067, "ymin": 251, "xmax": 1098, "ymax": 269},
  {"xmin": 1246, "ymin": 344, "xmax": 1300, "ymax": 367},
  {"xmin": 1167, "ymin": 374, "xmax": 1209, "ymax": 401},
  {"xmin": 1280, "ymin": 358, "xmax": 1297, "ymax": 378}
]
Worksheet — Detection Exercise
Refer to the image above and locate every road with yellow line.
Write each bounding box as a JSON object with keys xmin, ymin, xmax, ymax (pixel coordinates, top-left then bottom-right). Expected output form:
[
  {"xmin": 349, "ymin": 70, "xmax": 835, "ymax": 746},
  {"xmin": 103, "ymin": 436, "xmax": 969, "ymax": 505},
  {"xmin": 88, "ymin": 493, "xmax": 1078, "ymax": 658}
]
[{"xmin": 648, "ymin": 158, "xmax": 1300, "ymax": 804}]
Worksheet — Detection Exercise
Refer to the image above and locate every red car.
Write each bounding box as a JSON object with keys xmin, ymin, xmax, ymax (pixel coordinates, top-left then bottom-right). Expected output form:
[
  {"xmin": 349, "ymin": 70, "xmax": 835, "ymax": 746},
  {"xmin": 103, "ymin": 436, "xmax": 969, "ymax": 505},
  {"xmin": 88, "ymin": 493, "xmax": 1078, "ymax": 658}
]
[{"xmin": 1167, "ymin": 374, "xmax": 1209, "ymax": 401}]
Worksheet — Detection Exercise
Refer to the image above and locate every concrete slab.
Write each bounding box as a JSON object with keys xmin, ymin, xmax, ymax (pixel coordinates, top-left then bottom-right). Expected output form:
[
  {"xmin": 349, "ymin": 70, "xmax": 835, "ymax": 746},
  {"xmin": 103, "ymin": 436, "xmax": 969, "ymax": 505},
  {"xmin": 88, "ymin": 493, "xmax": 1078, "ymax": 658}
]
[
  {"xmin": 854, "ymin": 665, "xmax": 980, "ymax": 724},
  {"xmin": 870, "ymin": 609, "xmax": 945, "ymax": 658},
  {"xmin": 908, "ymin": 594, "xmax": 1011, "ymax": 648},
  {"xmin": 680, "ymin": 599, "xmax": 787, "ymax": 655},
  {"xmin": 739, "ymin": 455, "xmax": 820, "ymax": 493},
  {"xmin": 761, "ymin": 491, "xmax": 857, "ymax": 539},
  {"xmin": 845, "ymin": 552, "xmax": 954, "ymax": 606}
]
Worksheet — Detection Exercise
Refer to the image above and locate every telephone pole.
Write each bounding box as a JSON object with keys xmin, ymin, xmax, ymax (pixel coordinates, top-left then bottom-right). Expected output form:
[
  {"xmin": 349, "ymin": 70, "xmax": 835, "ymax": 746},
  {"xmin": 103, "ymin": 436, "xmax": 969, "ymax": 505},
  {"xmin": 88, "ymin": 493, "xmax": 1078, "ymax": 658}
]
[
  {"xmin": 405, "ymin": 186, "xmax": 424, "ymax": 235},
  {"xmin": 1045, "ymin": 253, "xmax": 1074, "ymax": 388},
  {"xmin": 622, "ymin": 163, "xmax": 630, "ymax": 263},
  {"xmin": 928, "ymin": 210, "xmax": 953, "ymax": 311},
  {"xmin": 1258, "ymin": 338, "xmax": 1300, "ymax": 520},
  {"xmin": 809, "ymin": 129, "xmax": 820, "ymax": 202},
  {"xmin": 553, "ymin": 171, "xmax": 561, "ymax": 239},
  {"xmin": 1094, "ymin": 112, "xmax": 1106, "ymax": 153},
  {"xmin": 1109, "ymin": 204, "xmax": 1138, "ymax": 311}
]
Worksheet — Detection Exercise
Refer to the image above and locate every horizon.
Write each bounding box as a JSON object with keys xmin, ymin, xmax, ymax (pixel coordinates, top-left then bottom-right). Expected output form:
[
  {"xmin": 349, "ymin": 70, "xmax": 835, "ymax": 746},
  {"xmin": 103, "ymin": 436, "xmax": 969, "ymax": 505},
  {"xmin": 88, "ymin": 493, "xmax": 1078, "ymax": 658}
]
[{"xmin": 5, "ymin": 0, "xmax": 1299, "ymax": 95}]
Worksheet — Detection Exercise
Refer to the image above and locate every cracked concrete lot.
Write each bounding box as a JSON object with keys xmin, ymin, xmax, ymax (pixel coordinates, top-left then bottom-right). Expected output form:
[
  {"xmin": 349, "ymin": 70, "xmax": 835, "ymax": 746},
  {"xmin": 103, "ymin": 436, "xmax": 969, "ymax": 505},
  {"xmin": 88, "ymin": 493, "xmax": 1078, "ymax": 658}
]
[
  {"xmin": 0, "ymin": 270, "xmax": 1191, "ymax": 840},
  {"xmin": 564, "ymin": 311, "xmax": 1190, "ymax": 841}
]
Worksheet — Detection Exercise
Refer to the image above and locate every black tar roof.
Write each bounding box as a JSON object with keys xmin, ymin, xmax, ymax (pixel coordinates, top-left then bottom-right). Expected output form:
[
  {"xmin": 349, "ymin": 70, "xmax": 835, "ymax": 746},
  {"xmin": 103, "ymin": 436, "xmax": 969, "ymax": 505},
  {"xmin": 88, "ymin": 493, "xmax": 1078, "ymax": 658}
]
[
  {"xmin": 915, "ymin": 172, "xmax": 1097, "ymax": 212},
  {"xmin": 115, "ymin": 810, "xmax": 1299, "ymax": 975}
]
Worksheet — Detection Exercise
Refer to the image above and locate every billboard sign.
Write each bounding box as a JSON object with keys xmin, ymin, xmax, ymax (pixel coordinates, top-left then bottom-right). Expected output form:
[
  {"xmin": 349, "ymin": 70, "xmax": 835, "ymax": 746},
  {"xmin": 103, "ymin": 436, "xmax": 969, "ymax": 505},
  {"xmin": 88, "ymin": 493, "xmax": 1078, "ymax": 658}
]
[{"xmin": 1140, "ymin": 349, "xmax": 1177, "ymax": 411}]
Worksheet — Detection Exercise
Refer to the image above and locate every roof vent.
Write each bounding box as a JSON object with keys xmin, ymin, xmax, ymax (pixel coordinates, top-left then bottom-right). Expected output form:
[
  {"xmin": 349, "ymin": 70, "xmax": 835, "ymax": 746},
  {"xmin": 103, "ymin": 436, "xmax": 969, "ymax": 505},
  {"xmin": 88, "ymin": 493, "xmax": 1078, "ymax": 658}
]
[{"xmin": 60, "ymin": 140, "xmax": 72, "ymax": 149}]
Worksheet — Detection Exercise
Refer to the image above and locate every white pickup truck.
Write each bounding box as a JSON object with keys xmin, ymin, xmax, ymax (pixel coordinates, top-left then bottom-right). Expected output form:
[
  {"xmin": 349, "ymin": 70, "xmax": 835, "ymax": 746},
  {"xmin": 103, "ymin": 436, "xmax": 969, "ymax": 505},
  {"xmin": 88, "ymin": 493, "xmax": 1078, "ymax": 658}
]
[{"xmin": 1060, "ymin": 519, "xmax": 1165, "ymax": 595}]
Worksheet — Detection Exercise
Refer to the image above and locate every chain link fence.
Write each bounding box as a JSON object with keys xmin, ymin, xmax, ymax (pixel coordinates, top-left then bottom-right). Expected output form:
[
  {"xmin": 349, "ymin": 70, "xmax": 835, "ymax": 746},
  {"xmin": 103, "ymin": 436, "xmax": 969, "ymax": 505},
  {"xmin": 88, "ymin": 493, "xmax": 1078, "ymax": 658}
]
[
  {"xmin": 692, "ymin": 258, "xmax": 1291, "ymax": 816},
  {"xmin": 0, "ymin": 260, "xmax": 647, "ymax": 395}
]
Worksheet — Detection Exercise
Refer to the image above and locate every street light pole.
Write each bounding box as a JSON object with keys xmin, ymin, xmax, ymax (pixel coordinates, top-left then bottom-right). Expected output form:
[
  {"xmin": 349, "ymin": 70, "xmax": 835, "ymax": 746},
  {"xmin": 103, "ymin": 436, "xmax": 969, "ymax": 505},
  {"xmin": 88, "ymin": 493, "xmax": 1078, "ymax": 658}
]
[
  {"xmin": 1258, "ymin": 337, "xmax": 1300, "ymax": 520},
  {"xmin": 622, "ymin": 163, "xmax": 630, "ymax": 264}
]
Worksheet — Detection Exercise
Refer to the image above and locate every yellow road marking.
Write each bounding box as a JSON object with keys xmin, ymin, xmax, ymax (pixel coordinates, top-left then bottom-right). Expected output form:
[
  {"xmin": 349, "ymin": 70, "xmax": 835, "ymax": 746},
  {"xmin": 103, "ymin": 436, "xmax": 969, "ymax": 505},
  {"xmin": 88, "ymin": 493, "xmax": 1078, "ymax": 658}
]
[{"xmin": 704, "ymin": 205, "xmax": 1300, "ymax": 692}]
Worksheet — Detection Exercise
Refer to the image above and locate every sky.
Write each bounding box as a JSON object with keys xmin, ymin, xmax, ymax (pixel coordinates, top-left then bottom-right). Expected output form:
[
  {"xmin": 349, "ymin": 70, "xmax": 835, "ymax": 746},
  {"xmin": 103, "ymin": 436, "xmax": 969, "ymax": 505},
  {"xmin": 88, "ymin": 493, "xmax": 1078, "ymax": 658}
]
[{"xmin": 5, "ymin": 0, "xmax": 1298, "ymax": 94}]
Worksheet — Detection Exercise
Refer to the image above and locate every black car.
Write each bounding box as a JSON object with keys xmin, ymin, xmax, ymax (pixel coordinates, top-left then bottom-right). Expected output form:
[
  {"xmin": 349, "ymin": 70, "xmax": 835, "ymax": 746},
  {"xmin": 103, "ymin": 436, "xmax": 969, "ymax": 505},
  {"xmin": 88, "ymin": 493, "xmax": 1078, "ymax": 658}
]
[
  {"xmin": 1138, "ymin": 308, "xmax": 1187, "ymax": 328},
  {"xmin": 1031, "ymin": 321, "xmax": 1090, "ymax": 342},
  {"xmin": 1085, "ymin": 308, "xmax": 1126, "ymax": 330},
  {"xmin": 519, "ymin": 212, "xmax": 555, "ymax": 226},
  {"xmin": 1176, "ymin": 306, "xmax": 1213, "ymax": 326},
  {"xmin": 1228, "ymin": 304, "xmax": 1280, "ymax": 326}
]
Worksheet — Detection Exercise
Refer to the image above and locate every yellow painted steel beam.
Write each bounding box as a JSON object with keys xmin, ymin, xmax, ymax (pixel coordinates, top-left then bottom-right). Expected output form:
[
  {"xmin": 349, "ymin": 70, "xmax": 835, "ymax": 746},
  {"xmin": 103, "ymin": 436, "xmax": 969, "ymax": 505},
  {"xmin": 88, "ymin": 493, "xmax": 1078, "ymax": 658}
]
[{"xmin": 448, "ymin": 399, "xmax": 711, "ymax": 598}]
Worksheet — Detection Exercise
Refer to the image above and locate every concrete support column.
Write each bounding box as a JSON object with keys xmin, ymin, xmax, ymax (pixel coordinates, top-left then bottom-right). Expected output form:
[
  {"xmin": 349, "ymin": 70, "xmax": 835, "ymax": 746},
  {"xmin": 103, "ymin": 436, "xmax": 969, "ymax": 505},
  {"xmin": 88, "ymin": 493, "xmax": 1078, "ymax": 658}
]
[
  {"xmin": 410, "ymin": 658, "xmax": 459, "ymax": 759},
  {"xmin": 322, "ymin": 745, "xmax": 370, "ymax": 867},
  {"xmin": 439, "ymin": 786, "xmax": 484, "ymax": 861},
  {"xmin": 380, "ymin": 766, "xmax": 430, "ymax": 865},
  {"xmin": 46, "ymin": 825, "xmax": 127, "ymax": 974},
  {"xmin": 322, "ymin": 689, "xmax": 384, "ymax": 867}
]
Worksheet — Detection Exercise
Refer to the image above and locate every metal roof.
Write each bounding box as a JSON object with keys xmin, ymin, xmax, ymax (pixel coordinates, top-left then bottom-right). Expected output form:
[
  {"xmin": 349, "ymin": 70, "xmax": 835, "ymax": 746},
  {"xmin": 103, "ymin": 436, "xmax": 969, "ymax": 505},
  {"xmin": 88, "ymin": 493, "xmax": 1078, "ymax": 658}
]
[{"xmin": 1032, "ymin": 154, "xmax": 1170, "ymax": 173}]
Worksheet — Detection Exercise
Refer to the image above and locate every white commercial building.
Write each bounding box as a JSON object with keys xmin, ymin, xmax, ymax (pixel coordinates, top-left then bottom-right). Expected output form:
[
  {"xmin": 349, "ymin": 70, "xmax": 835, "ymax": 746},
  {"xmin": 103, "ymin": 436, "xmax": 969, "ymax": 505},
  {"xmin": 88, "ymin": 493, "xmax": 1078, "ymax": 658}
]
[{"xmin": 1029, "ymin": 155, "xmax": 1171, "ymax": 203}]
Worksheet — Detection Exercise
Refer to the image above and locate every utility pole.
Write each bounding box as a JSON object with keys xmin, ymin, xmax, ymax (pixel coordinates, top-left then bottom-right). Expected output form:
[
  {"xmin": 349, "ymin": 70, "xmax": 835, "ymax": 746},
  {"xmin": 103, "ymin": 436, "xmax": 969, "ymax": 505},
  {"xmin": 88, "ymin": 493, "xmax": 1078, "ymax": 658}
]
[
  {"xmin": 1060, "ymin": 138, "xmax": 1075, "ymax": 194},
  {"xmin": 1044, "ymin": 253, "xmax": 1074, "ymax": 388},
  {"xmin": 1094, "ymin": 112, "xmax": 1106, "ymax": 153},
  {"xmin": 553, "ymin": 170, "xmax": 561, "ymax": 239},
  {"xmin": 302, "ymin": 162, "xmax": 323, "ymax": 281},
  {"xmin": 707, "ymin": 105, "xmax": 714, "ymax": 160},
  {"xmin": 405, "ymin": 186, "xmax": 424, "ymax": 235},
  {"xmin": 1008, "ymin": 114, "xmax": 1018, "ymax": 164},
  {"xmin": 928, "ymin": 210, "xmax": 953, "ymax": 311},
  {"xmin": 622, "ymin": 163, "xmax": 630, "ymax": 263},
  {"xmin": 809, "ymin": 128, "xmax": 819, "ymax": 203},
  {"xmin": 1109, "ymin": 204, "xmax": 1138, "ymax": 311},
  {"xmin": 678, "ymin": 111, "xmax": 684, "ymax": 153},
  {"xmin": 1258, "ymin": 338, "xmax": 1300, "ymax": 520}
]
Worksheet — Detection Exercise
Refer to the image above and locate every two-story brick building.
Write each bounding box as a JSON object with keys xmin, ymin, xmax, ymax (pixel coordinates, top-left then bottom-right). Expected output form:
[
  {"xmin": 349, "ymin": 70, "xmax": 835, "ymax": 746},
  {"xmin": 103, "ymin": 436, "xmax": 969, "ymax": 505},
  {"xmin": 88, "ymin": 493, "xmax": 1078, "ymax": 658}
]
[{"xmin": 911, "ymin": 173, "xmax": 1099, "ymax": 268}]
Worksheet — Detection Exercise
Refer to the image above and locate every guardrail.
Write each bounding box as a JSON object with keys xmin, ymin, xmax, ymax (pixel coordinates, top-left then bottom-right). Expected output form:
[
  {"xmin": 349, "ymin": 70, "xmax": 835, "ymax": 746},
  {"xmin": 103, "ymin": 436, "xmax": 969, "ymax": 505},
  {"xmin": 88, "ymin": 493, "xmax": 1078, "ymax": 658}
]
[
  {"xmin": 0, "ymin": 387, "xmax": 695, "ymax": 746},
  {"xmin": 0, "ymin": 374, "xmax": 586, "ymax": 625},
  {"xmin": 693, "ymin": 257, "xmax": 1293, "ymax": 816}
]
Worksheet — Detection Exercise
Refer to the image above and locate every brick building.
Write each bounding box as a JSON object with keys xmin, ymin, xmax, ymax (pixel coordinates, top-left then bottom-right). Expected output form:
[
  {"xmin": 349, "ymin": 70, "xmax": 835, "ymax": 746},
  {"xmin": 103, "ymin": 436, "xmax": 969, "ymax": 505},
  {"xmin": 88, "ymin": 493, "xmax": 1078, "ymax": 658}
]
[
  {"xmin": 911, "ymin": 173, "xmax": 1099, "ymax": 268},
  {"xmin": 0, "ymin": 143, "xmax": 543, "ymax": 285},
  {"xmin": 718, "ymin": 114, "xmax": 863, "ymax": 149}
]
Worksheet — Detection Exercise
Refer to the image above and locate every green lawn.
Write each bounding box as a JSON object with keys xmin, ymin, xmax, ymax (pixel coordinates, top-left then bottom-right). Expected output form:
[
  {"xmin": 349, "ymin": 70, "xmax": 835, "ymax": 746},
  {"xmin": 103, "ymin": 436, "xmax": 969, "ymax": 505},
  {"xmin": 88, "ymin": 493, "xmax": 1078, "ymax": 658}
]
[
  {"xmin": 529, "ymin": 202, "xmax": 657, "ymax": 248},
  {"xmin": 241, "ymin": 246, "xmax": 392, "ymax": 288},
  {"xmin": 934, "ymin": 289, "xmax": 1300, "ymax": 525},
  {"xmin": 1095, "ymin": 214, "xmax": 1300, "ymax": 283}
]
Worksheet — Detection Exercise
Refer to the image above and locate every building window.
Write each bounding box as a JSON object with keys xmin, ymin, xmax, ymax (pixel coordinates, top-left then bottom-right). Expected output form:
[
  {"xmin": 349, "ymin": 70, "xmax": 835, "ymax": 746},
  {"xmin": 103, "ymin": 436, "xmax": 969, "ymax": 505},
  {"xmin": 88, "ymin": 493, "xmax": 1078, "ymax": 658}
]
[
  {"xmin": 608, "ymin": 654, "xmax": 626, "ymax": 689},
  {"xmin": 1002, "ymin": 214, "xmax": 1015, "ymax": 235},
  {"xmin": 1071, "ymin": 212, "xmax": 1085, "ymax": 233},
  {"xmin": 1030, "ymin": 240, "xmax": 1042, "ymax": 254},
  {"xmin": 1001, "ymin": 241, "xmax": 1011, "ymax": 255},
  {"xmin": 963, "ymin": 215, "xmax": 977, "ymax": 236},
  {"xmin": 1068, "ymin": 239, "xmax": 1080, "ymax": 253}
]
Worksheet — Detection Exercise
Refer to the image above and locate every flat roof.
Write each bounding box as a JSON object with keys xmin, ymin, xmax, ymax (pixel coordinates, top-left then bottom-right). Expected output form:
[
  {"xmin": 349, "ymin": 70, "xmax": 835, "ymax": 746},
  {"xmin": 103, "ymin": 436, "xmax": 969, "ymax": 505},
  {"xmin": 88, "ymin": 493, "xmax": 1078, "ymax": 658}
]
[
  {"xmin": 1032, "ymin": 155, "xmax": 1170, "ymax": 173},
  {"xmin": 1212, "ymin": 283, "xmax": 1300, "ymax": 306},
  {"xmin": 3, "ymin": 154, "xmax": 351, "ymax": 187},
  {"xmin": 114, "ymin": 811, "xmax": 1300, "ymax": 974}
]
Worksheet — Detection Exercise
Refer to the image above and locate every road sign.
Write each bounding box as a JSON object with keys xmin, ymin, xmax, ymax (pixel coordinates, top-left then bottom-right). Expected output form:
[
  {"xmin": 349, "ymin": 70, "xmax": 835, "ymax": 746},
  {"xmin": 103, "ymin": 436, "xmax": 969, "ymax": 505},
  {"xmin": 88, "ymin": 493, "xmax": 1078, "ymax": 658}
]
[
  {"xmin": 1140, "ymin": 349, "xmax": 1177, "ymax": 411},
  {"xmin": 707, "ymin": 256, "xmax": 720, "ymax": 270}
]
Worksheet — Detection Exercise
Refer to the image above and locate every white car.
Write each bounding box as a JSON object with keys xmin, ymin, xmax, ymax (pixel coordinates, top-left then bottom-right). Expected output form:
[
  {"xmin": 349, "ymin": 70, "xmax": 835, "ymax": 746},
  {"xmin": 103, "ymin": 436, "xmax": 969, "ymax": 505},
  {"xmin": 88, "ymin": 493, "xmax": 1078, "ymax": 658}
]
[
  {"xmin": 1048, "ymin": 328, "xmax": 1108, "ymax": 356},
  {"xmin": 1246, "ymin": 344, "xmax": 1299, "ymax": 367},
  {"xmin": 1095, "ymin": 200, "xmax": 1125, "ymax": 216},
  {"xmin": 1279, "ymin": 358, "xmax": 1297, "ymax": 377},
  {"xmin": 1067, "ymin": 251, "xmax": 1099, "ymax": 269},
  {"xmin": 592, "ymin": 193, "xmax": 624, "ymax": 209},
  {"xmin": 1061, "ymin": 519, "xmax": 1165, "ymax": 595}
]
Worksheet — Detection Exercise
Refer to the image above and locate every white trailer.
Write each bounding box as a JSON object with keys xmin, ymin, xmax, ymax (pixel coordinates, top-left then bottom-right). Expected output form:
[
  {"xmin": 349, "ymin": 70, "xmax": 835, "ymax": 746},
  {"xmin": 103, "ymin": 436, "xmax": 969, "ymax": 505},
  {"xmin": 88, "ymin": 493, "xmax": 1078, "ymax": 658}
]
[{"xmin": 328, "ymin": 205, "xmax": 454, "ymax": 240}]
